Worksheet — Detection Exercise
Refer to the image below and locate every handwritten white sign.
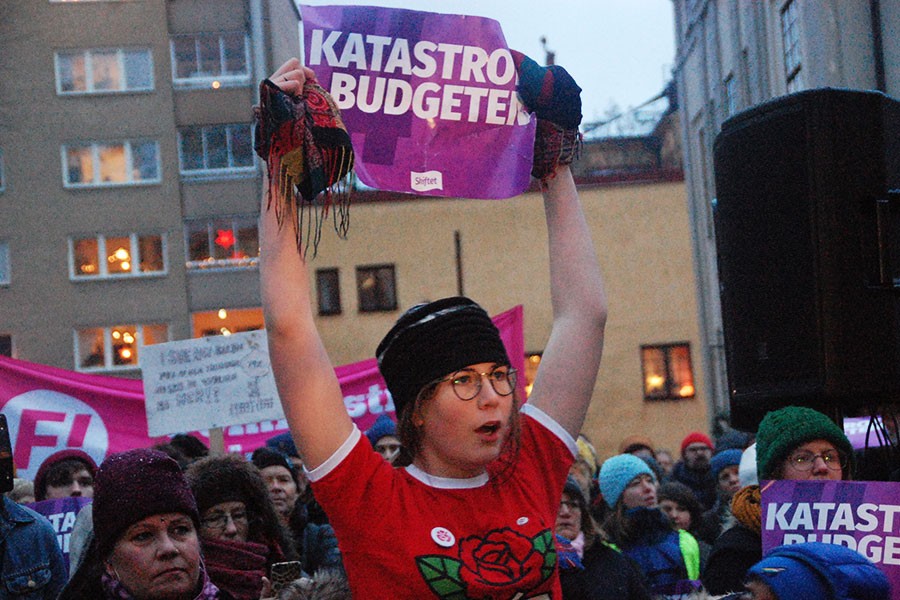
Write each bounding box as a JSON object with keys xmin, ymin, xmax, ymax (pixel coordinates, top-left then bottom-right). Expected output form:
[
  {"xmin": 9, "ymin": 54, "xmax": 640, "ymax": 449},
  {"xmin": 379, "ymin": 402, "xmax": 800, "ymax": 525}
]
[{"xmin": 140, "ymin": 331, "xmax": 283, "ymax": 436}]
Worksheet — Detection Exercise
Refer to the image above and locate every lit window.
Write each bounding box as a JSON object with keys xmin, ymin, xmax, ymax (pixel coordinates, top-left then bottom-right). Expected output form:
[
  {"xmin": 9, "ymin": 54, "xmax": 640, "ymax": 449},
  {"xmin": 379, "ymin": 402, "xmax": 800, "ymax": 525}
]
[
  {"xmin": 524, "ymin": 352, "xmax": 542, "ymax": 398},
  {"xmin": 0, "ymin": 240, "xmax": 9, "ymax": 285},
  {"xmin": 357, "ymin": 265, "xmax": 397, "ymax": 313},
  {"xmin": 0, "ymin": 335, "xmax": 11, "ymax": 358},
  {"xmin": 56, "ymin": 48, "xmax": 153, "ymax": 94},
  {"xmin": 170, "ymin": 32, "xmax": 250, "ymax": 88},
  {"xmin": 178, "ymin": 124, "xmax": 254, "ymax": 176},
  {"xmin": 780, "ymin": 0, "xmax": 804, "ymax": 92},
  {"xmin": 192, "ymin": 307, "xmax": 263, "ymax": 337},
  {"xmin": 69, "ymin": 233, "xmax": 166, "ymax": 279},
  {"xmin": 75, "ymin": 324, "xmax": 168, "ymax": 371},
  {"xmin": 641, "ymin": 343, "xmax": 695, "ymax": 401},
  {"xmin": 185, "ymin": 216, "xmax": 258, "ymax": 269},
  {"xmin": 316, "ymin": 268, "xmax": 341, "ymax": 316},
  {"xmin": 62, "ymin": 140, "xmax": 160, "ymax": 187}
]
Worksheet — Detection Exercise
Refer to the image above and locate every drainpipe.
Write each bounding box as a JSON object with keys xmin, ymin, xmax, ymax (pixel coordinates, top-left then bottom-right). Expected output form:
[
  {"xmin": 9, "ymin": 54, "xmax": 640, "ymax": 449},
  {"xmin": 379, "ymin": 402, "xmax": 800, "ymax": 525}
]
[
  {"xmin": 871, "ymin": 0, "xmax": 887, "ymax": 92},
  {"xmin": 249, "ymin": 0, "xmax": 267, "ymax": 101}
]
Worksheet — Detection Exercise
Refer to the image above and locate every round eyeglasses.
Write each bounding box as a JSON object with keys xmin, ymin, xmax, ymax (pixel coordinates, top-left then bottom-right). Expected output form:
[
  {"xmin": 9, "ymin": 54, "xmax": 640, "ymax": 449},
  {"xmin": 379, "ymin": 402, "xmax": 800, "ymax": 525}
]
[
  {"xmin": 434, "ymin": 367, "xmax": 517, "ymax": 401},
  {"xmin": 787, "ymin": 450, "xmax": 846, "ymax": 472}
]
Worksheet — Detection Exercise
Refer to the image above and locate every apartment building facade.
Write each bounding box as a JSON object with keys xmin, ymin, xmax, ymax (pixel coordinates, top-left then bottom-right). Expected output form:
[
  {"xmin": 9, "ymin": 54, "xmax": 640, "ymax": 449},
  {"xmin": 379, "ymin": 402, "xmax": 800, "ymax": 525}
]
[{"xmin": 671, "ymin": 0, "xmax": 900, "ymax": 417}]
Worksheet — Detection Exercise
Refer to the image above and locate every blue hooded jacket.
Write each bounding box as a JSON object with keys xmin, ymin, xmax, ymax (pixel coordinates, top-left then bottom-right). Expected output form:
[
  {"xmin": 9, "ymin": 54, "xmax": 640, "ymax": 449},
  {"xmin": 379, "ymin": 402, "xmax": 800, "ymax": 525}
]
[{"xmin": 747, "ymin": 542, "xmax": 890, "ymax": 600}]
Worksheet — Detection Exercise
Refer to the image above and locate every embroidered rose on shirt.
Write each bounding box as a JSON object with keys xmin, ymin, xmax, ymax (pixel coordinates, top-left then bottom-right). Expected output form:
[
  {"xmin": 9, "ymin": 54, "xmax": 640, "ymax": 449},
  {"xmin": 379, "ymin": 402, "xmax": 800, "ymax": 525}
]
[{"xmin": 416, "ymin": 527, "xmax": 556, "ymax": 599}]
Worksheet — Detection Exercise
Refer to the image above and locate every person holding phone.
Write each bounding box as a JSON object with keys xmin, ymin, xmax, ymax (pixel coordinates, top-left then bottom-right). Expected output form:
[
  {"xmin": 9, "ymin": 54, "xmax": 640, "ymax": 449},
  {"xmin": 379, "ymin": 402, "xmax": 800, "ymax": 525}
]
[
  {"xmin": 257, "ymin": 51, "xmax": 606, "ymax": 598},
  {"xmin": 0, "ymin": 415, "xmax": 67, "ymax": 598},
  {"xmin": 186, "ymin": 454, "xmax": 299, "ymax": 600}
]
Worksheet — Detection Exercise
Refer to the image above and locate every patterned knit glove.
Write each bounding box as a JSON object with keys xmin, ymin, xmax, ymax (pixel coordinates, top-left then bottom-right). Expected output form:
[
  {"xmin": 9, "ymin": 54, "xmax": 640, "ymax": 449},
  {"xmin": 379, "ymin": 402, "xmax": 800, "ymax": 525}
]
[
  {"xmin": 511, "ymin": 51, "xmax": 583, "ymax": 182},
  {"xmin": 253, "ymin": 78, "xmax": 354, "ymax": 258}
]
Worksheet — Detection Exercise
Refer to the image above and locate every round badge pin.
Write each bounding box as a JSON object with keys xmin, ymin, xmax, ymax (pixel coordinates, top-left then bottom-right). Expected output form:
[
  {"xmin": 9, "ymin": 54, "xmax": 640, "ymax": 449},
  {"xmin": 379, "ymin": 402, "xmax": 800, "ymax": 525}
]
[{"xmin": 431, "ymin": 527, "xmax": 456, "ymax": 548}]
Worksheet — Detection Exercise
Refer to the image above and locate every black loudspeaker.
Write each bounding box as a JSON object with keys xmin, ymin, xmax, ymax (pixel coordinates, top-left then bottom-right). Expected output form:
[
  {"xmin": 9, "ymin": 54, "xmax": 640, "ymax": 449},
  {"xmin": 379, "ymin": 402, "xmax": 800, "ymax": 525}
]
[{"xmin": 713, "ymin": 88, "xmax": 900, "ymax": 431}]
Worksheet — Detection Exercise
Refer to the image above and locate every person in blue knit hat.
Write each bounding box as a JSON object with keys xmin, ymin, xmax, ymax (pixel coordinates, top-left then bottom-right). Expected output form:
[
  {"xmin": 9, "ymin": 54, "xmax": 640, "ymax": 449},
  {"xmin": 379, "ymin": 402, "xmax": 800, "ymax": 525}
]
[
  {"xmin": 598, "ymin": 454, "xmax": 702, "ymax": 596},
  {"xmin": 745, "ymin": 542, "xmax": 890, "ymax": 600},
  {"xmin": 697, "ymin": 448, "xmax": 744, "ymax": 543},
  {"xmin": 363, "ymin": 414, "xmax": 407, "ymax": 466}
]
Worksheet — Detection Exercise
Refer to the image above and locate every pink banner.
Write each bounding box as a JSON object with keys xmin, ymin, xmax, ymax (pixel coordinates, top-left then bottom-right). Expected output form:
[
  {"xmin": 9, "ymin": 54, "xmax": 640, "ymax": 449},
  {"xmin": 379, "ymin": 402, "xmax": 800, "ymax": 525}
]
[{"xmin": 0, "ymin": 306, "xmax": 523, "ymax": 479}]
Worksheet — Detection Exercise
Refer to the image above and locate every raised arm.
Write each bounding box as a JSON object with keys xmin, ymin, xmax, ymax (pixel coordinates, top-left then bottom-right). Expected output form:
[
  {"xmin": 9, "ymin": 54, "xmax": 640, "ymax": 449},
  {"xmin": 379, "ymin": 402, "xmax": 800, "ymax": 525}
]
[
  {"xmin": 258, "ymin": 59, "xmax": 353, "ymax": 469},
  {"xmin": 512, "ymin": 54, "xmax": 607, "ymax": 437},
  {"xmin": 527, "ymin": 166, "xmax": 607, "ymax": 437}
]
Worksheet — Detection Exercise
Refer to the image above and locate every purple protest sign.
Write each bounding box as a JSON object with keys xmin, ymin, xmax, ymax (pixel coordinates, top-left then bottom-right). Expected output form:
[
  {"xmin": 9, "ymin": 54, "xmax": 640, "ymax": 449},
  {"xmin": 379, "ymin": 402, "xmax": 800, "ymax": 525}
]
[
  {"xmin": 27, "ymin": 496, "xmax": 91, "ymax": 573},
  {"xmin": 844, "ymin": 415, "xmax": 888, "ymax": 449},
  {"xmin": 761, "ymin": 479, "xmax": 900, "ymax": 592},
  {"xmin": 300, "ymin": 4, "xmax": 535, "ymax": 199}
]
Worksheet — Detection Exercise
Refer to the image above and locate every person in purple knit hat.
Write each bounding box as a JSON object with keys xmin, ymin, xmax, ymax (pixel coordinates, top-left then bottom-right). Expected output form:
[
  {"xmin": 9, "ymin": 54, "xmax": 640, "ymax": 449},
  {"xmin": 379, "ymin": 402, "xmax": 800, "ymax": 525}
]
[{"xmin": 60, "ymin": 448, "xmax": 234, "ymax": 600}]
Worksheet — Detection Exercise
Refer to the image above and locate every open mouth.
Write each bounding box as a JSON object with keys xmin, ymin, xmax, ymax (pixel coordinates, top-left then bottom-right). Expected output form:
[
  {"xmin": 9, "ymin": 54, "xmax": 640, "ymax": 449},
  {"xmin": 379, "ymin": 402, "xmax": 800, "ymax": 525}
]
[{"xmin": 476, "ymin": 421, "xmax": 501, "ymax": 435}]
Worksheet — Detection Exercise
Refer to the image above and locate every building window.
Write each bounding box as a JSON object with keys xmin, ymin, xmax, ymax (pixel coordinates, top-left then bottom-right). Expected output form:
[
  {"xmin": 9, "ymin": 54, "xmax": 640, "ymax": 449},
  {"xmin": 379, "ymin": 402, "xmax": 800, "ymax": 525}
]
[
  {"xmin": 0, "ymin": 241, "xmax": 9, "ymax": 285},
  {"xmin": 185, "ymin": 216, "xmax": 259, "ymax": 270},
  {"xmin": 316, "ymin": 268, "xmax": 341, "ymax": 316},
  {"xmin": 69, "ymin": 233, "xmax": 165, "ymax": 279},
  {"xmin": 170, "ymin": 32, "xmax": 250, "ymax": 88},
  {"xmin": 62, "ymin": 139, "xmax": 160, "ymax": 187},
  {"xmin": 0, "ymin": 335, "xmax": 11, "ymax": 358},
  {"xmin": 0, "ymin": 149, "xmax": 5, "ymax": 192},
  {"xmin": 178, "ymin": 124, "xmax": 254, "ymax": 177},
  {"xmin": 56, "ymin": 48, "xmax": 153, "ymax": 94},
  {"xmin": 641, "ymin": 343, "xmax": 695, "ymax": 400},
  {"xmin": 75, "ymin": 324, "xmax": 168, "ymax": 372},
  {"xmin": 356, "ymin": 264, "xmax": 397, "ymax": 313},
  {"xmin": 192, "ymin": 307, "xmax": 263, "ymax": 338},
  {"xmin": 524, "ymin": 352, "xmax": 542, "ymax": 398},
  {"xmin": 780, "ymin": 0, "xmax": 804, "ymax": 93}
]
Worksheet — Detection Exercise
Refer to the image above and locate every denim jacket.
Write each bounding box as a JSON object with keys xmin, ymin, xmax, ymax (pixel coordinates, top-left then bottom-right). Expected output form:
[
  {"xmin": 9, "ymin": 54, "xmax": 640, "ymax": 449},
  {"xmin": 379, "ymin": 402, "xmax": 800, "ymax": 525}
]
[{"xmin": 0, "ymin": 497, "xmax": 67, "ymax": 598}]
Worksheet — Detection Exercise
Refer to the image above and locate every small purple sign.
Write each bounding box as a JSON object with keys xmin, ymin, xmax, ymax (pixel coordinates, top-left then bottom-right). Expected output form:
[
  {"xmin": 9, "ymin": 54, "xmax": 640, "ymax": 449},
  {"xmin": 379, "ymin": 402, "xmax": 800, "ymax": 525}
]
[
  {"xmin": 27, "ymin": 496, "xmax": 91, "ymax": 573},
  {"xmin": 300, "ymin": 4, "xmax": 535, "ymax": 199},
  {"xmin": 844, "ymin": 415, "xmax": 888, "ymax": 449},
  {"xmin": 761, "ymin": 479, "xmax": 900, "ymax": 592}
]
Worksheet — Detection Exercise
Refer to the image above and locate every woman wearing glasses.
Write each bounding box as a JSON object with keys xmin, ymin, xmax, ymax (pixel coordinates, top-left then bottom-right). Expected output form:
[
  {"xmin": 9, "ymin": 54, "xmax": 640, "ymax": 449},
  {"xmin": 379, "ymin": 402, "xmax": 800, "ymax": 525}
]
[
  {"xmin": 257, "ymin": 55, "xmax": 606, "ymax": 599},
  {"xmin": 186, "ymin": 454, "xmax": 299, "ymax": 600},
  {"xmin": 701, "ymin": 406, "xmax": 854, "ymax": 594}
]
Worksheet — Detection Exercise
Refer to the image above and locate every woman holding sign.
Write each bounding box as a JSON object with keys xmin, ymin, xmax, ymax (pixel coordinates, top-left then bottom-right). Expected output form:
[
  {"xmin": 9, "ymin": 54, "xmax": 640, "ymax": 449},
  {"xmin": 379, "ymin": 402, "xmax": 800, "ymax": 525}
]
[{"xmin": 257, "ymin": 52, "xmax": 606, "ymax": 598}]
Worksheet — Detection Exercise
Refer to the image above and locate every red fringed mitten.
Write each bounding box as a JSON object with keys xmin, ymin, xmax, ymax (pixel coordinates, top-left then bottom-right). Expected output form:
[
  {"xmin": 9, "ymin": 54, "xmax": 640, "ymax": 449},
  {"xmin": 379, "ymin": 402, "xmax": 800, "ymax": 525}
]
[
  {"xmin": 254, "ymin": 78, "xmax": 354, "ymax": 258},
  {"xmin": 511, "ymin": 51, "xmax": 583, "ymax": 183}
]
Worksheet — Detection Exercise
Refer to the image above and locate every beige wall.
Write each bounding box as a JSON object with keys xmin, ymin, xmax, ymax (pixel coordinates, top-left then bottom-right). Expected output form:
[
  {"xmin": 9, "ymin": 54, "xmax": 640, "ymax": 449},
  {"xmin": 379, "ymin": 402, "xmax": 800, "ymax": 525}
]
[{"xmin": 304, "ymin": 179, "xmax": 707, "ymax": 459}]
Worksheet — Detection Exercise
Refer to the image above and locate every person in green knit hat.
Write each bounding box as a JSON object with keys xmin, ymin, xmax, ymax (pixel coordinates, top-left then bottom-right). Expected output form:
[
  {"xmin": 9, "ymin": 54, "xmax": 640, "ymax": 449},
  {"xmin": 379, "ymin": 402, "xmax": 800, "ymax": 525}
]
[
  {"xmin": 755, "ymin": 405, "xmax": 854, "ymax": 481},
  {"xmin": 701, "ymin": 405, "xmax": 854, "ymax": 594}
]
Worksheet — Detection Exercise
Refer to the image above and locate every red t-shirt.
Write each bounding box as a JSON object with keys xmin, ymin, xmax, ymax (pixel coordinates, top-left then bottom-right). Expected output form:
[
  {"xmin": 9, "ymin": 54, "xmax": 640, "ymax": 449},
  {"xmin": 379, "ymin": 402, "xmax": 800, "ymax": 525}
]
[{"xmin": 308, "ymin": 404, "xmax": 576, "ymax": 599}]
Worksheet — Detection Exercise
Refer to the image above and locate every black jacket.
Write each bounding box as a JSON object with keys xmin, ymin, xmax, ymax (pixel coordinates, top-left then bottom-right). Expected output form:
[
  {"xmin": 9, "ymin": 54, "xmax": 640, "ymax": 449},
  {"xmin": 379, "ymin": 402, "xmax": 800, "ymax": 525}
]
[
  {"xmin": 560, "ymin": 541, "xmax": 652, "ymax": 600},
  {"xmin": 700, "ymin": 523, "xmax": 761, "ymax": 594}
]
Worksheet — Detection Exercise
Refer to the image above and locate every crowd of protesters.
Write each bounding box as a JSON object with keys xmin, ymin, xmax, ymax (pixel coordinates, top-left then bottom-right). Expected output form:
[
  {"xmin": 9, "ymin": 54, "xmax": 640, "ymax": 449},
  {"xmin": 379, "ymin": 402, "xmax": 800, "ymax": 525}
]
[{"xmin": 4, "ymin": 404, "xmax": 895, "ymax": 599}]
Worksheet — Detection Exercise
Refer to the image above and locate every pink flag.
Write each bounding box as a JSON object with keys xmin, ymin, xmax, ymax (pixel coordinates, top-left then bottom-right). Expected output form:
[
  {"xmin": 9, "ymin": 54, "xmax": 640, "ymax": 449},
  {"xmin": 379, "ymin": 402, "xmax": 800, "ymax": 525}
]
[{"xmin": 0, "ymin": 305, "xmax": 524, "ymax": 479}]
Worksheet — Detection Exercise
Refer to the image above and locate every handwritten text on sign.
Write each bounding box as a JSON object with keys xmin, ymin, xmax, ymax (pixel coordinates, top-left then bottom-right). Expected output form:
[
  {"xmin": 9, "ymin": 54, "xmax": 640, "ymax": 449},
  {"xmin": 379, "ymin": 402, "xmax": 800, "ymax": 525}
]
[{"xmin": 140, "ymin": 331, "xmax": 282, "ymax": 436}]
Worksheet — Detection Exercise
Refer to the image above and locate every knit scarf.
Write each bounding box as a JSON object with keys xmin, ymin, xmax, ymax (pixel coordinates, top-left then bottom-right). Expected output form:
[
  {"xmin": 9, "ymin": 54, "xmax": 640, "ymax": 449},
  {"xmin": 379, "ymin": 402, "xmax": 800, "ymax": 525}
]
[
  {"xmin": 203, "ymin": 536, "xmax": 287, "ymax": 600},
  {"xmin": 254, "ymin": 78, "xmax": 354, "ymax": 258},
  {"xmin": 101, "ymin": 564, "xmax": 220, "ymax": 599},
  {"xmin": 730, "ymin": 484, "xmax": 761, "ymax": 534}
]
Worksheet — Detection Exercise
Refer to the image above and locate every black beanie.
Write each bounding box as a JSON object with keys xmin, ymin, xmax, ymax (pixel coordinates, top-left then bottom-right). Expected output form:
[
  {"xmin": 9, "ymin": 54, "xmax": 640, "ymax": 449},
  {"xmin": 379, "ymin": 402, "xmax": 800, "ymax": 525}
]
[
  {"xmin": 251, "ymin": 447, "xmax": 298, "ymax": 487},
  {"xmin": 375, "ymin": 297, "xmax": 510, "ymax": 418}
]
